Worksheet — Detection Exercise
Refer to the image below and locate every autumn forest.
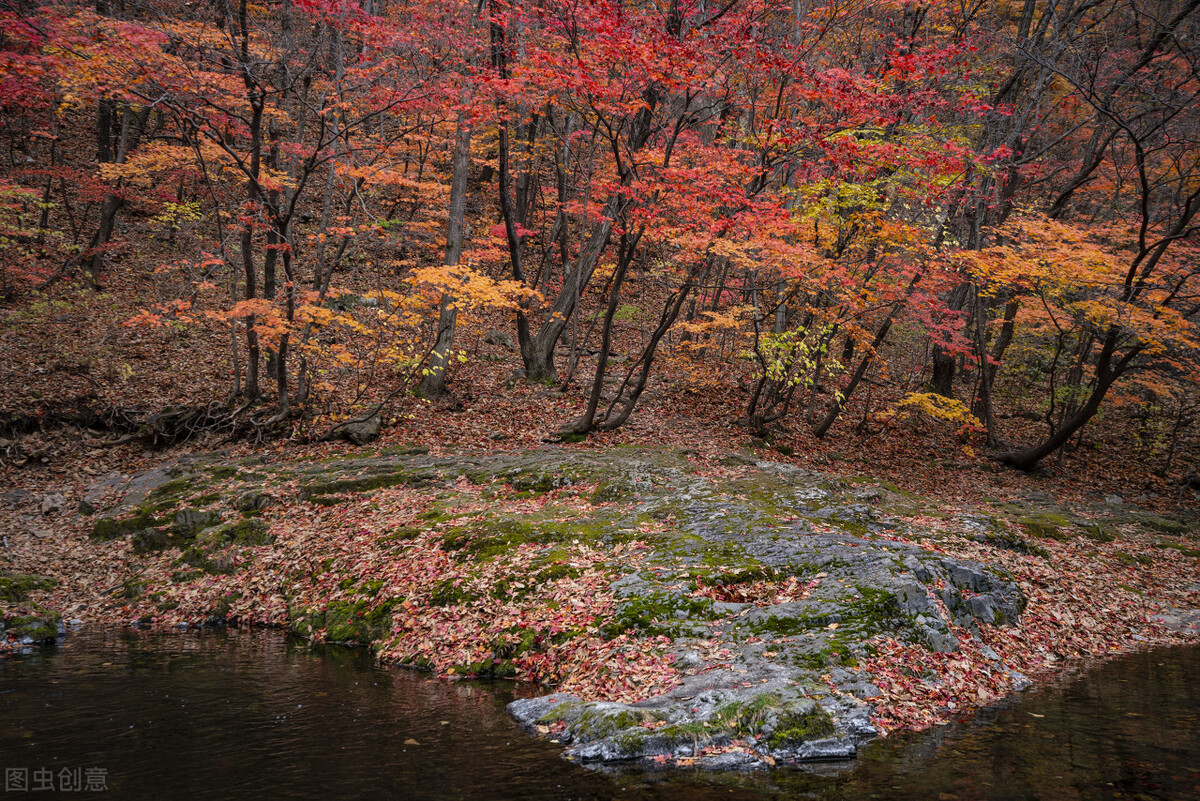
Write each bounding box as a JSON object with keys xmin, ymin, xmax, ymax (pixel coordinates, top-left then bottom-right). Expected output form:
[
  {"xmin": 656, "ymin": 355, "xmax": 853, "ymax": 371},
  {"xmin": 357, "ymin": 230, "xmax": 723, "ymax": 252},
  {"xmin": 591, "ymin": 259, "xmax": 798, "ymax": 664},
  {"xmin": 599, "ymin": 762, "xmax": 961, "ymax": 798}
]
[
  {"xmin": 1, "ymin": 0, "xmax": 1200, "ymax": 787},
  {"xmin": 0, "ymin": 0, "xmax": 1195, "ymax": 474}
]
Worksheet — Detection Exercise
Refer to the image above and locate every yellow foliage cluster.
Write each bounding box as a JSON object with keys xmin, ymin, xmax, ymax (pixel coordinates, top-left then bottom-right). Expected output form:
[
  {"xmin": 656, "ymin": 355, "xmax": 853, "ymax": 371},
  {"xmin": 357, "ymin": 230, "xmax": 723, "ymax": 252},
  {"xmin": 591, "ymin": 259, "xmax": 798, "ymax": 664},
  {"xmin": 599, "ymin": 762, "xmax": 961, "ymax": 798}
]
[{"xmin": 890, "ymin": 391, "xmax": 983, "ymax": 436}]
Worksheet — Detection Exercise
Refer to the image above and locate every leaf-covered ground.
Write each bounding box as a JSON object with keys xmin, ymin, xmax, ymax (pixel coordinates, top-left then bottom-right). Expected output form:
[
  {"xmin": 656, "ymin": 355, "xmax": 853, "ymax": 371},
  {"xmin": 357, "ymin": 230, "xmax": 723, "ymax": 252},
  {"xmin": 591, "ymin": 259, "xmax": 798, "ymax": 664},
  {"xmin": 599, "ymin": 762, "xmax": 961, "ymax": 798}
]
[{"xmin": 2, "ymin": 442, "xmax": 1197, "ymax": 763}]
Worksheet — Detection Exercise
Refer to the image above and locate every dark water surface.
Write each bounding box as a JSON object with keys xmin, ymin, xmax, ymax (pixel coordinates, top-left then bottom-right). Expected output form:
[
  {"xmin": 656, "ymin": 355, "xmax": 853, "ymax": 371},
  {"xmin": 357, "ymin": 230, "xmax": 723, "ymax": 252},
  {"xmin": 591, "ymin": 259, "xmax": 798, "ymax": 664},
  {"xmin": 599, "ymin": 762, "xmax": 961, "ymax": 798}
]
[{"xmin": 1, "ymin": 629, "xmax": 1198, "ymax": 800}]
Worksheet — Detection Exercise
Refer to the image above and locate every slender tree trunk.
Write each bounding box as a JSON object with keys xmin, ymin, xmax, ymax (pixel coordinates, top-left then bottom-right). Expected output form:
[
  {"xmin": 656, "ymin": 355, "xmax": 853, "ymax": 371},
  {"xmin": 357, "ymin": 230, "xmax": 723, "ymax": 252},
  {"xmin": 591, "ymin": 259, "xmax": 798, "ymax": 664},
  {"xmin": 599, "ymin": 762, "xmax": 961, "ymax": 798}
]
[
  {"xmin": 813, "ymin": 274, "xmax": 922, "ymax": 438},
  {"xmin": 418, "ymin": 109, "xmax": 471, "ymax": 398}
]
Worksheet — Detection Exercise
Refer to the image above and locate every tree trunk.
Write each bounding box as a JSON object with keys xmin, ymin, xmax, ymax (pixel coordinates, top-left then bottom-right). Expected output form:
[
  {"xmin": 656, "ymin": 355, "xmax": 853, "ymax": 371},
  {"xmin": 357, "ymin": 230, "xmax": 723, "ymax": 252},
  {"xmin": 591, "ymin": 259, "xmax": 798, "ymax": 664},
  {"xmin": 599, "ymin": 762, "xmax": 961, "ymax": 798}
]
[
  {"xmin": 995, "ymin": 329, "xmax": 1142, "ymax": 470},
  {"xmin": 418, "ymin": 110, "xmax": 471, "ymax": 398}
]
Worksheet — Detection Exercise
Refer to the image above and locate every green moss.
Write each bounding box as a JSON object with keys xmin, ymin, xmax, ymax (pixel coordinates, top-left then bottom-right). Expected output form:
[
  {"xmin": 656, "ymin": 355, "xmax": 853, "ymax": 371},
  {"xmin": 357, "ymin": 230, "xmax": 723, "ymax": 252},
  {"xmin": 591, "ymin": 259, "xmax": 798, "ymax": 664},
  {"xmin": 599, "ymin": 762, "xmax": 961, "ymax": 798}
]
[
  {"xmin": 1115, "ymin": 551, "xmax": 1154, "ymax": 566},
  {"xmin": 90, "ymin": 509, "xmax": 164, "ymax": 541},
  {"xmin": 0, "ymin": 572, "xmax": 57, "ymax": 603},
  {"xmin": 766, "ymin": 706, "xmax": 834, "ymax": 748},
  {"xmin": 710, "ymin": 693, "xmax": 779, "ymax": 735},
  {"xmin": 428, "ymin": 578, "xmax": 481, "ymax": 606},
  {"xmin": 131, "ymin": 527, "xmax": 171, "ymax": 554},
  {"xmin": 223, "ymin": 519, "xmax": 272, "ymax": 545},
  {"xmin": 119, "ymin": 577, "xmax": 146, "ymax": 600},
  {"xmin": 568, "ymin": 707, "xmax": 657, "ymax": 740},
  {"xmin": 322, "ymin": 599, "xmax": 396, "ymax": 643},
  {"xmin": 208, "ymin": 466, "xmax": 239, "ymax": 479},
  {"xmin": 590, "ymin": 480, "xmax": 636, "ymax": 505},
  {"xmin": 794, "ymin": 639, "xmax": 857, "ymax": 670},
  {"xmin": 604, "ymin": 591, "xmax": 719, "ymax": 638},
  {"xmin": 438, "ymin": 512, "xmax": 612, "ymax": 561},
  {"xmin": 750, "ymin": 612, "xmax": 830, "ymax": 637},
  {"xmin": 149, "ymin": 478, "xmax": 192, "ymax": 501},
  {"xmin": 697, "ymin": 566, "xmax": 777, "ymax": 587},
  {"xmin": 1134, "ymin": 514, "xmax": 1193, "ymax": 535},
  {"xmin": 302, "ymin": 467, "xmax": 440, "ymax": 500},
  {"xmin": 842, "ymin": 587, "xmax": 908, "ymax": 636},
  {"xmin": 172, "ymin": 508, "xmax": 223, "ymax": 539},
  {"xmin": 534, "ymin": 562, "xmax": 583, "ymax": 583},
  {"xmin": 978, "ymin": 527, "xmax": 1051, "ymax": 558},
  {"xmin": 1018, "ymin": 512, "xmax": 1074, "ymax": 541},
  {"xmin": 178, "ymin": 545, "xmax": 237, "ymax": 575},
  {"xmin": 700, "ymin": 540, "xmax": 760, "ymax": 568},
  {"xmin": 4, "ymin": 613, "xmax": 60, "ymax": 642},
  {"xmin": 1155, "ymin": 541, "xmax": 1200, "ymax": 558}
]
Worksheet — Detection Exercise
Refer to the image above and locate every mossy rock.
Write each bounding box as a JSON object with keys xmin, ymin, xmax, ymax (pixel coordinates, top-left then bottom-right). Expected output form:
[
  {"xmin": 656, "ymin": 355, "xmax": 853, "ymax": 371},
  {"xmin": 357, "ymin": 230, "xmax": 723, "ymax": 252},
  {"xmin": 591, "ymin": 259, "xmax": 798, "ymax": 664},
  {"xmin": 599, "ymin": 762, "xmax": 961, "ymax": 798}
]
[
  {"xmin": 1133, "ymin": 514, "xmax": 1195, "ymax": 536},
  {"xmin": 91, "ymin": 509, "xmax": 163, "ymax": 541},
  {"xmin": 766, "ymin": 703, "xmax": 835, "ymax": 748},
  {"xmin": 234, "ymin": 491, "xmax": 274, "ymax": 513},
  {"xmin": 301, "ymin": 466, "xmax": 443, "ymax": 500},
  {"xmin": 589, "ymin": 479, "xmax": 637, "ymax": 505},
  {"xmin": 1114, "ymin": 551, "xmax": 1154, "ymax": 566},
  {"xmin": 974, "ymin": 528, "xmax": 1051, "ymax": 558},
  {"xmin": 119, "ymin": 577, "xmax": 146, "ymax": 600},
  {"xmin": 504, "ymin": 470, "xmax": 568, "ymax": 494},
  {"xmin": 439, "ymin": 514, "xmax": 610, "ymax": 561},
  {"xmin": 0, "ymin": 572, "xmax": 57, "ymax": 604},
  {"xmin": 148, "ymin": 478, "xmax": 193, "ymax": 502},
  {"xmin": 544, "ymin": 704, "xmax": 658, "ymax": 741},
  {"xmin": 178, "ymin": 544, "xmax": 238, "ymax": 575},
  {"xmin": 1155, "ymin": 541, "xmax": 1200, "ymax": 558},
  {"xmin": 1018, "ymin": 512, "xmax": 1074, "ymax": 541},
  {"xmin": 1079, "ymin": 522, "xmax": 1116, "ymax": 543},
  {"xmin": 604, "ymin": 591, "xmax": 719, "ymax": 638},
  {"xmin": 717, "ymin": 452, "xmax": 759, "ymax": 467},
  {"xmin": 322, "ymin": 599, "xmax": 396, "ymax": 643},
  {"xmin": 386, "ymin": 526, "xmax": 424, "ymax": 542},
  {"xmin": 223, "ymin": 519, "xmax": 273, "ymax": 546},
  {"xmin": 4, "ymin": 613, "xmax": 60, "ymax": 643},
  {"xmin": 172, "ymin": 509, "xmax": 223, "ymax": 540},
  {"xmin": 132, "ymin": 527, "xmax": 172, "ymax": 554}
]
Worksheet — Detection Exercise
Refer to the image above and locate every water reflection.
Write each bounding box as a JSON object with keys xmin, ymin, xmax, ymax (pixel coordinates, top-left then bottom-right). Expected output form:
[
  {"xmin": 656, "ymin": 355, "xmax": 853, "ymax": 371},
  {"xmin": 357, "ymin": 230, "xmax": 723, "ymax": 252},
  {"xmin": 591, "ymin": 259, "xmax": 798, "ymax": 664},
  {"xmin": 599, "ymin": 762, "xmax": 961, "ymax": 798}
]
[{"xmin": 1, "ymin": 630, "xmax": 1197, "ymax": 800}]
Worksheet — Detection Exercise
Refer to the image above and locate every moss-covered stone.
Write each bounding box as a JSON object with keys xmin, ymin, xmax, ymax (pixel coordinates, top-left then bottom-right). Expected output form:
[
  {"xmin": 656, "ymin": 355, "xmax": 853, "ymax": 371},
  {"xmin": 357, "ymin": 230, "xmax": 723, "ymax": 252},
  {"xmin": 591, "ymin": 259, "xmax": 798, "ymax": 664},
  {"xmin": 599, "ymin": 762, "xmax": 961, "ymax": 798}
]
[
  {"xmin": 172, "ymin": 508, "xmax": 223, "ymax": 540},
  {"xmin": 1079, "ymin": 522, "xmax": 1116, "ymax": 543},
  {"xmin": 322, "ymin": 599, "xmax": 396, "ymax": 643},
  {"xmin": 132, "ymin": 527, "xmax": 172, "ymax": 554},
  {"xmin": 234, "ymin": 490, "xmax": 274, "ymax": 512},
  {"xmin": 0, "ymin": 572, "xmax": 57, "ymax": 603},
  {"xmin": 604, "ymin": 591, "xmax": 719, "ymax": 638},
  {"xmin": 976, "ymin": 527, "xmax": 1052, "ymax": 558},
  {"xmin": 766, "ymin": 705, "xmax": 835, "ymax": 748},
  {"xmin": 4, "ymin": 613, "xmax": 60, "ymax": 642},
  {"xmin": 1018, "ymin": 512, "xmax": 1074, "ymax": 541},
  {"xmin": 91, "ymin": 509, "xmax": 162, "ymax": 541},
  {"xmin": 222, "ymin": 518, "xmax": 272, "ymax": 546},
  {"xmin": 1155, "ymin": 540, "xmax": 1200, "ymax": 558}
]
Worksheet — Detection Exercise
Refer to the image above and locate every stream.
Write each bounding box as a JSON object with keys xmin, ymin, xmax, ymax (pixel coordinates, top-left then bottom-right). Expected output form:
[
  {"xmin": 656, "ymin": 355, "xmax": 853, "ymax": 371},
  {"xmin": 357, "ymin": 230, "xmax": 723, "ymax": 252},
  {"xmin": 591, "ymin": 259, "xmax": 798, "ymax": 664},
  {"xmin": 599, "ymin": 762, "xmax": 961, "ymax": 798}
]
[{"xmin": 1, "ymin": 629, "xmax": 1197, "ymax": 799}]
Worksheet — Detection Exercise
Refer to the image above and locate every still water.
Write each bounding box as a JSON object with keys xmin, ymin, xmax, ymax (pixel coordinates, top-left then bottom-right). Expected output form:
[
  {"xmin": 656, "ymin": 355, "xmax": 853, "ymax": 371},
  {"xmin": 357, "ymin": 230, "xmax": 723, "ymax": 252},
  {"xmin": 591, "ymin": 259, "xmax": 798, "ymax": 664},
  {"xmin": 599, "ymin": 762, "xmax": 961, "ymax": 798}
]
[{"xmin": 1, "ymin": 629, "xmax": 1197, "ymax": 799}]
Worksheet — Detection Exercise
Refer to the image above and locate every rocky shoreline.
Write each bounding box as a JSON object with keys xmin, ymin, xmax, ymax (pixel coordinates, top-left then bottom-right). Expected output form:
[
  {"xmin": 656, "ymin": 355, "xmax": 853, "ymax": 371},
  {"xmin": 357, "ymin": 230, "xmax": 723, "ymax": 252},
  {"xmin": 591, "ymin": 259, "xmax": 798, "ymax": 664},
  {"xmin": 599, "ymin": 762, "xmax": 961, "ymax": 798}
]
[{"xmin": 3, "ymin": 446, "xmax": 1197, "ymax": 767}]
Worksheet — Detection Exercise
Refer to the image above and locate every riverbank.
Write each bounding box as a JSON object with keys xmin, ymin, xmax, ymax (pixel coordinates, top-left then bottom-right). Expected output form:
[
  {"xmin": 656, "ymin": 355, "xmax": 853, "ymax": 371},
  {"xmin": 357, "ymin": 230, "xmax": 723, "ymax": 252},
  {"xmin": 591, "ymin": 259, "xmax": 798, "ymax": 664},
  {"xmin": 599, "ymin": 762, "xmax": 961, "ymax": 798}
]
[{"xmin": 2, "ymin": 445, "xmax": 1198, "ymax": 767}]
